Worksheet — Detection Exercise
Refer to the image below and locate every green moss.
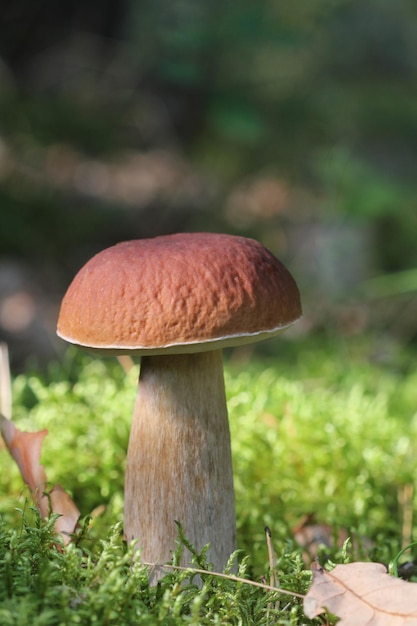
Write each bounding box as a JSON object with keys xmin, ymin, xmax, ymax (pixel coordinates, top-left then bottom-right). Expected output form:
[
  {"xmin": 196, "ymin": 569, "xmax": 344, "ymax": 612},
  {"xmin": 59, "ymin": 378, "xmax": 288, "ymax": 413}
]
[
  {"xmin": 1, "ymin": 339, "xmax": 416, "ymax": 623},
  {"xmin": 0, "ymin": 510, "xmax": 311, "ymax": 625}
]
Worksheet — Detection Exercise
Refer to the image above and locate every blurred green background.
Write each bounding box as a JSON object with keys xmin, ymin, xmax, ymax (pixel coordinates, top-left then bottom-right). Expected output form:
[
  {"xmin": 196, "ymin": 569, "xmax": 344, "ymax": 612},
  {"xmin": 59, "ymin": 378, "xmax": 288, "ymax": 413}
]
[{"xmin": 0, "ymin": 0, "xmax": 417, "ymax": 370}]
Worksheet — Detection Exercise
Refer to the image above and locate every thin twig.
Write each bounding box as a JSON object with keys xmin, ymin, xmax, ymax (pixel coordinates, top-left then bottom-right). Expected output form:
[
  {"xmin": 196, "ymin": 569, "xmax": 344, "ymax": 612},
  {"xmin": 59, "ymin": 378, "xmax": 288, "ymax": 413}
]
[
  {"xmin": 0, "ymin": 343, "xmax": 12, "ymax": 420},
  {"xmin": 117, "ymin": 355, "xmax": 135, "ymax": 374},
  {"xmin": 265, "ymin": 526, "xmax": 280, "ymax": 613},
  {"xmin": 140, "ymin": 562, "xmax": 305, "ymax": 599},
  {"xmin": 265, "ymin": 526, "xmax": 278, "ymax": 587},
  {"xmin": 399, "ymin": 483, "xmax": 414, "ymax": 549}
]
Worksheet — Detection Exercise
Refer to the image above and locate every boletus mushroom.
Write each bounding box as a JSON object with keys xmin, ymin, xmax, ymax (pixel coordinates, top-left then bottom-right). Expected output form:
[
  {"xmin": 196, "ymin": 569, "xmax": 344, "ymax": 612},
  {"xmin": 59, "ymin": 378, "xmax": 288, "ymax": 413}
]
[{"xmin": 57, "ymin": 233, "xmax": 301, "ymax": 576}]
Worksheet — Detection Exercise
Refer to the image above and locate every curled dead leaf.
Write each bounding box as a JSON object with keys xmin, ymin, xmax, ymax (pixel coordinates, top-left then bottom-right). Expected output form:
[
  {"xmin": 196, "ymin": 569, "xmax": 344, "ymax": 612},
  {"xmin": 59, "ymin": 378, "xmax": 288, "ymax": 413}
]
[
  {"xmin": 0, "ymin": 414, "xmax": 80, "ymax": 544},
  {"xmin": 48, "ymin": 484, "xmax": 81, "ymax": 543},
  {"xmin": 0, "ymin": 414, "xmax": 48, "ymax": 506}
]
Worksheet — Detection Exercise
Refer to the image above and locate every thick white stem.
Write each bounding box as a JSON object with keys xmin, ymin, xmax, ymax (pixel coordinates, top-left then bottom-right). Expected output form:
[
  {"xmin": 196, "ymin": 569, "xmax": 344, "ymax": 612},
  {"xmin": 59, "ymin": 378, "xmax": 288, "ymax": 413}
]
[{"xmin": 124, "ymin": 350, "xmax": 236, "ymax": 574}]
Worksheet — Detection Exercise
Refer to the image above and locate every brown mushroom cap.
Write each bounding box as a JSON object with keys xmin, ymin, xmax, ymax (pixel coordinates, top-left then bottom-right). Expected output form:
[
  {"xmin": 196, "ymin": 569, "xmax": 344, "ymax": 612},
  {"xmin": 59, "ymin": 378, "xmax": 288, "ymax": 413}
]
[{"xmin": 57, "ymin": 233, "xmax": 301, "ymax": 355}]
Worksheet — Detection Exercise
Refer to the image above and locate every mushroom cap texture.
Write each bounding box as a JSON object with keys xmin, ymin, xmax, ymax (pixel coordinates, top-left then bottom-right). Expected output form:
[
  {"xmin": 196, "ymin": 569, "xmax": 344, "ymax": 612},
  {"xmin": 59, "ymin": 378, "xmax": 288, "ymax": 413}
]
[{"xmin": 57, "ymin": 233, "xmax": 301, "ymax": 354}]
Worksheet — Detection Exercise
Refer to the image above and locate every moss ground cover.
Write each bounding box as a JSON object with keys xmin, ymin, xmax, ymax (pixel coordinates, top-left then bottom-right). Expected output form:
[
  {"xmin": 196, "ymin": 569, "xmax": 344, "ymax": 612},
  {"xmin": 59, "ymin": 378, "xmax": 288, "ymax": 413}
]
[{"xmin": 1, "ymin": 336, "xmax": 417, "ymax": 623}]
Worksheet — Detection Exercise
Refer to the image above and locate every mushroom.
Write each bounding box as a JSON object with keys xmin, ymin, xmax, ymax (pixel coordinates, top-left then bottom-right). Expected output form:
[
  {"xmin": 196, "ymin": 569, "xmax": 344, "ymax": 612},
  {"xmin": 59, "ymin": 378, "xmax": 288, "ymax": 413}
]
[{"xmin": 57, "ymin": 233, "xmax": 301, "ymax": 576}]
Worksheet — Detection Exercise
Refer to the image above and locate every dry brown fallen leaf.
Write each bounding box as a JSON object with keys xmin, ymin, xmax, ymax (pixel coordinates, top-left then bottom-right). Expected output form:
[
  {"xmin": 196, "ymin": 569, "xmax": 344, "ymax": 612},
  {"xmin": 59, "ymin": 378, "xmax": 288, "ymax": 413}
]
[
  {"xmin": 292, "ymin": 512, "xmax": 350, "ymax": 562},
  {"xmin": 0, "ymin": 414, "xmax": 80, "ymax": 544},
  {"xmin": 292, "ymin": 512, "xmax": 374, "ymax": 564},
  {"xmin": 304, "ymin": 561, "xmax": 417, "ymax": 625}
]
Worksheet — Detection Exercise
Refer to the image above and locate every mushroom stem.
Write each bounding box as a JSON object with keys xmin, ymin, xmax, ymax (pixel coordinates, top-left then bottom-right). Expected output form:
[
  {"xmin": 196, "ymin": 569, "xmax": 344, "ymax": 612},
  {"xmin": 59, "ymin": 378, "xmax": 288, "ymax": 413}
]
[{"xmin": 124, "ymin": 350, "xmax": 237, "ymax": 575}]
